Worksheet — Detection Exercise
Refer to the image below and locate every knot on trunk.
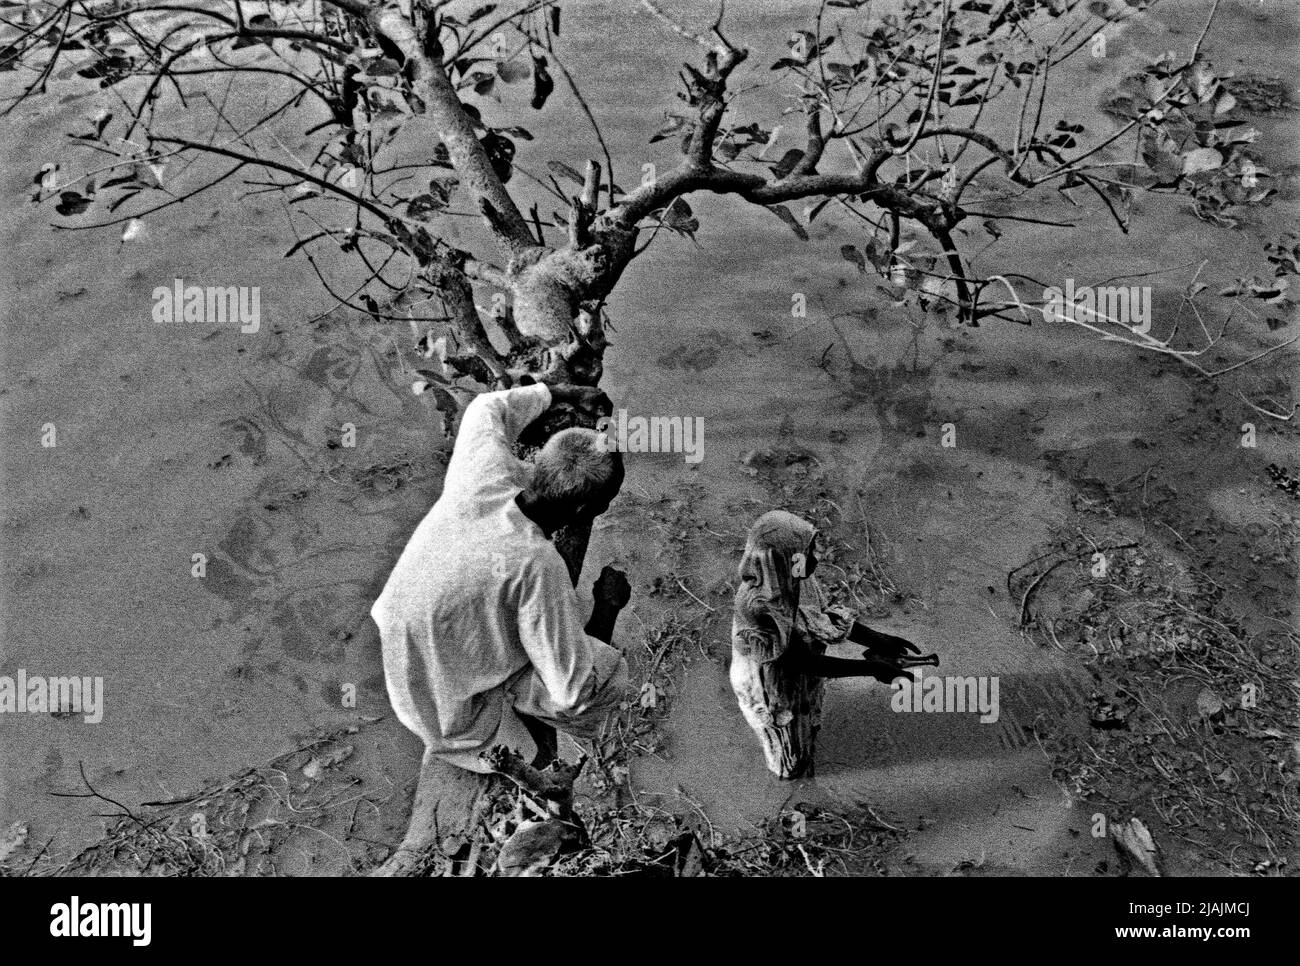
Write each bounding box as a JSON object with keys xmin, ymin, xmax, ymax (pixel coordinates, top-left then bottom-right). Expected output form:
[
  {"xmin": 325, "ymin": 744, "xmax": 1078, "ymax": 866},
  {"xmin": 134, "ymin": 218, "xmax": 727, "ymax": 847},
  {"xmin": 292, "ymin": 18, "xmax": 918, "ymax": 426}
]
[{"xmin": 508, "ymin": 245, "xmax": 605, "ymax": 342}]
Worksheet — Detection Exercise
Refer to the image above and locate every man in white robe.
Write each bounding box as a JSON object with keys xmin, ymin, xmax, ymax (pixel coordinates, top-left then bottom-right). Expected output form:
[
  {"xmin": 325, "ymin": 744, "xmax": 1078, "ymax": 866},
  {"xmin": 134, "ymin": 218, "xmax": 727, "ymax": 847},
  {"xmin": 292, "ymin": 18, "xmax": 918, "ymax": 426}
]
[{"xmin": 372, "ymin": 381, "xmax": 631, "ymax": 775}]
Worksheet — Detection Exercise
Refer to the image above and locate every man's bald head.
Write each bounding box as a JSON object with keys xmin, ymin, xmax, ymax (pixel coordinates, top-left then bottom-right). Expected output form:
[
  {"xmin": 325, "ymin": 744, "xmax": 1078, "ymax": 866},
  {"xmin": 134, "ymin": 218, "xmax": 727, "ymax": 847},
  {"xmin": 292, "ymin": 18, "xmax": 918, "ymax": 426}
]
[{"xmin": 524, "ymin": 427, "xmax": 624, "ymax": 525}]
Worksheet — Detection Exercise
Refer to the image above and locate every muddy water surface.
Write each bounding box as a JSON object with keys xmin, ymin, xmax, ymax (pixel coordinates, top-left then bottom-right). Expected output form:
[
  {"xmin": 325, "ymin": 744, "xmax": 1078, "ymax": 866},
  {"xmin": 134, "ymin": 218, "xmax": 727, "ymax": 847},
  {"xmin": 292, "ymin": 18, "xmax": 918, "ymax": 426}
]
[{"xmin": 2, "ymin": 0, "xmax": 1296, "ymax": 874}]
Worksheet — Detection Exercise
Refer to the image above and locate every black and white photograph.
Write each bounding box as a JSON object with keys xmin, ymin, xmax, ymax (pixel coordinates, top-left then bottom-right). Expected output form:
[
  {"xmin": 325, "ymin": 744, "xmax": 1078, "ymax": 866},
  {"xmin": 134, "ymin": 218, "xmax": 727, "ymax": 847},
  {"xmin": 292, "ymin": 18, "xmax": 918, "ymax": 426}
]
[{"xmin": 0, "ymin": 0, "xmax": 1295, "ymax": 909}]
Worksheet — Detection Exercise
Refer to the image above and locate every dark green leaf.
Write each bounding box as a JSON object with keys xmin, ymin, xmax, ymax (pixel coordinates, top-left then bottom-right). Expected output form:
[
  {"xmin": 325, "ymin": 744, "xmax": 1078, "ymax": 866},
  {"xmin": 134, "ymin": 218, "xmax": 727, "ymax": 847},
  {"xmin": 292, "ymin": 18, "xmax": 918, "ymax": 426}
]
[
  {"xmin": 767, "ymin": 204, "xmax": 808, "ymax": 240},
  {"xmin": 497, "ymin": 59, "xmax": 530, "ymax": 84},
  {"xmin": 55, "ymin": 191, "xmax": 90, "ymax": 215},
  {"xmin": 769, "ymin": 148, "xmax": 805, "ymax": 179},
  {"xmin": 530, "ymin": 55, "xmax": 553, "ymax": 109},
  {"xmin": 660, "ymin": 197, "xmax": 699, "ymax": 236},
  {"xmin": 480, "ymin": 131, "xmax": 515, "ymax": 183},
  {"xmin": 406, "ymin": 194, "xmax": 443, "ymax": 220}
]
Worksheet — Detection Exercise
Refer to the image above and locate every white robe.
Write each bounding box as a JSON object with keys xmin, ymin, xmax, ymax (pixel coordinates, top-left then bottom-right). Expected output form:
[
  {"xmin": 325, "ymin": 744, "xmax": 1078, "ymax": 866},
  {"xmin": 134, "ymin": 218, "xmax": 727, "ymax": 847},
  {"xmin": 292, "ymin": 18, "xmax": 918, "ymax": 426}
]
[{"xmin": 371, "ymin": 384, "xmax": 629, "ymax": 771}]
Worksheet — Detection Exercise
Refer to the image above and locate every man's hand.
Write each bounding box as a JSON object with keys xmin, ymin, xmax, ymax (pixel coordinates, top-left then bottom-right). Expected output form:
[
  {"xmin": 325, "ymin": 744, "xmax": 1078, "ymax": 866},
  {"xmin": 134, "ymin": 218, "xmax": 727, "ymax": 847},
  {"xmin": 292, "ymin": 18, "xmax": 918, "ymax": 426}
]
[
  {"xmin": 592, "ymin": 565, "xmax": 631, "ymax": 610},
  {"xmin": 586, "ymin": 566, "xmax": 631, "ymax": 645},
  {"xmin": 546, "ymin": 383, "xmax": 612, "ymax": 420}
]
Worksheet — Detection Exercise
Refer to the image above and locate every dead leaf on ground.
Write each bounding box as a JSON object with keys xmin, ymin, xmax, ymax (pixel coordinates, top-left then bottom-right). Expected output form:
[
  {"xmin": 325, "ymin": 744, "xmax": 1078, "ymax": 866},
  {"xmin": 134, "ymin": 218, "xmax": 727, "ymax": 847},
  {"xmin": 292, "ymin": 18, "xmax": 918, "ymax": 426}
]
[
  {"xmin": 1111, "ymin": 817, "xmax": 1161, "ymax": 876},
  {"xmin": 301, "ymin": 744, "xmax": 355, "ymax": 780}
]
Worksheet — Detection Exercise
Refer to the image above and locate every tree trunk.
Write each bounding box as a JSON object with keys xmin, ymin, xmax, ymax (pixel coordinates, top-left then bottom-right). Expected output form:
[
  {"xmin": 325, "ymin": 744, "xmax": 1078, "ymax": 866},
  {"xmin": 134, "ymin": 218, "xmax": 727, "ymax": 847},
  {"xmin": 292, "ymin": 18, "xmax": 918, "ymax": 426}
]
[
  {"xmin": 371, "ymin": 751, "xmax": 500, "ymax": 876},
  {"xmin": 371, "ymin": 419, "xmax": 593, "ymax": 875}
]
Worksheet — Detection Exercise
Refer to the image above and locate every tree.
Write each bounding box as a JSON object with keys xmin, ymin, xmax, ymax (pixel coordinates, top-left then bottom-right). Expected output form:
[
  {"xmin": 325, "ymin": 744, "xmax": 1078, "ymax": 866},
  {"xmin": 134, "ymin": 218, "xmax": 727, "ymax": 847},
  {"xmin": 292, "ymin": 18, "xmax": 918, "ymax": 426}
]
[
  {"xmin": 6, "ymin": 0, "xmax": 1292, "ymax": 872},
  {"xmin": 10, "ymin": 0, "xmax": 1289, "ymax": 396}
]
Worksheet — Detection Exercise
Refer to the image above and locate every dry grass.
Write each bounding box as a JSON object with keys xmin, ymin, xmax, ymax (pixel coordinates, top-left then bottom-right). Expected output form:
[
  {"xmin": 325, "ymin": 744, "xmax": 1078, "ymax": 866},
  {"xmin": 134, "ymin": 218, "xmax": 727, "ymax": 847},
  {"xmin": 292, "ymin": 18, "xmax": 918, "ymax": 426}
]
[
  {"xmin": 32, "ymin": 728, "xmax": 401, "ymax": 877},
  {"xmin": 1020, "ymin": 527, "xmax": 1300, "ymax": 874}
]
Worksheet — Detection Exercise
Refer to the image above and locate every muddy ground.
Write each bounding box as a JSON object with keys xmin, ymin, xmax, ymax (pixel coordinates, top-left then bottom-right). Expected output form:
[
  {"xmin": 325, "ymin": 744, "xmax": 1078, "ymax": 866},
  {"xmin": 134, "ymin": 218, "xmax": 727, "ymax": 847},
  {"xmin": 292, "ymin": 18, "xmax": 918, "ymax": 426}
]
[{"xmin": 0, "ymin": 0, "xmax": 1297, "ymax": 875}]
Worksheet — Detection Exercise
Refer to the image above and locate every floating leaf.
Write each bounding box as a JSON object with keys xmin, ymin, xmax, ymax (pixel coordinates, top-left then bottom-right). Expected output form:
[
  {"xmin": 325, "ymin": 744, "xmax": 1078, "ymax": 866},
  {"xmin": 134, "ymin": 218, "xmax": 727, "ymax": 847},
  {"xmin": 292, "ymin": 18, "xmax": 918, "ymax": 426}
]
[
  {"xmin": 1221, "ymin": 126, "xmax": 1260, "ymax": 145},
  {"xmin": 649, "ymin": 113, "xmax": 687, "ymax": 144},
  {"xmin": 70, "ymin": 108, "xmax": 113, "ymax": 141},
  {"xmin": 1250, "ymin": 277, "xmax": 1289, "ymax": 304},
  {"xmin": 805, "ymin": 197, "xmax": 832, "ymax": 224},
  {"xmin": 428, "ymin": 386, "xmax": 461, "ymax": 437},
  {"xmin": 430, "ymin": 143, "xmax": 453, "ymax": 169},
  {"xmin": 480, "ymin": 131, "xmax": 515, "ymax": 183},
  {"xmin": 301, "ymin": 744, "xmax": 354, "ymax": 780},
  {"xmin": 660, "ymin": 197, "xmax": 698, "ymax": 236},
  {"xmin": 368, "ymin": 89, "xmax": 405, "ymax": 120},
  {"xmin": 1140, "ymin": 138, "xmax": 1181, "ymax": 184},
  {"xmin": 232, "ymin": 13, "xmax": 275, "ymax": 48},
  {"xmin": 101, "ymin": 162, "xmax": 156, "ymax": 191},
  {"xmin": 363, "ymin": 56, "xmax": 402, "ymax": 77},
  {"xmin": 54, "ymin": 191, "xmax": 91, "ymax": 215},
  {"xmin": 496, "ymin": 59, "xmax": 530, "ymax": 84},
  {"xmin": 717, "ymin": 135, "xmax": 746, "ymax": 161},
  {"xmin": 547, "ymin": 160, "xmax": 585, "ymax": 185},
  {"xmin": 75, "ymin": 51, "xmax": 133, "ymax": 83},
  {"xmin": 1181, "ymin": 147, "xmax": 1223, "ymax": 175},
  {"xmin": 530, "ymin": 55, "xmax": 553, "ymax": 110},
  {"xmin": 0, "ymin": 41, "xmax": 21, "ymax": 71},
  {"xmin": 1194, "ymin": 64, "xmax": 1217, "ymax": 103},
  {"xmin": 405, "ymin": 193, "xmax": 446, "ymax": 220}
]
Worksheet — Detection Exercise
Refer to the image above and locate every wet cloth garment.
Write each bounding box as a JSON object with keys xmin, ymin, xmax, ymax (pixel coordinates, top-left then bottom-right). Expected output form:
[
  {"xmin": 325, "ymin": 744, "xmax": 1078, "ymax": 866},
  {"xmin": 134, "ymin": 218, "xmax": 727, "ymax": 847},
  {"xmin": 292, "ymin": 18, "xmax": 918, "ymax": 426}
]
[
  {"xmin": 371, "ymin": 384, "xmax": 629, "ymax": 772},
  {"xmin": 730, "ymin": 510, "xmax": 852, "ymax": 658}
]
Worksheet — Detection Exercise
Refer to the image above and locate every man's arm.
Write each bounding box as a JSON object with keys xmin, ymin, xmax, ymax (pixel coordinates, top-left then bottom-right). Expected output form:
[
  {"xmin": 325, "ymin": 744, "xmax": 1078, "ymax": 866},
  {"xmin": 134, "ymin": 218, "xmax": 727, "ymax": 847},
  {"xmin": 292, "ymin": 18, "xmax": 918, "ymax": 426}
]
[
  {"xmin": 443, "ymin": 383, "xmax": 612, "ymax": 491},
  {"xmin": 444, "ymin": 383, "xmax": 552, "ymax": 484},
  {"xmin": 516, "ymin": 554, "xmax": 627, "ymax": 717}
]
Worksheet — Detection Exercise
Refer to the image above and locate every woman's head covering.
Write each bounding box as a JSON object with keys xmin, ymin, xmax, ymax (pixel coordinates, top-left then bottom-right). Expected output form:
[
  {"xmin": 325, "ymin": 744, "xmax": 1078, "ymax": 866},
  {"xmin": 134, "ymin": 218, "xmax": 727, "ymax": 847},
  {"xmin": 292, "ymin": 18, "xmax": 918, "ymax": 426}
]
[{"xmin": 731, "ymin": 510, "xmax": 817, "ymax": 663}]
